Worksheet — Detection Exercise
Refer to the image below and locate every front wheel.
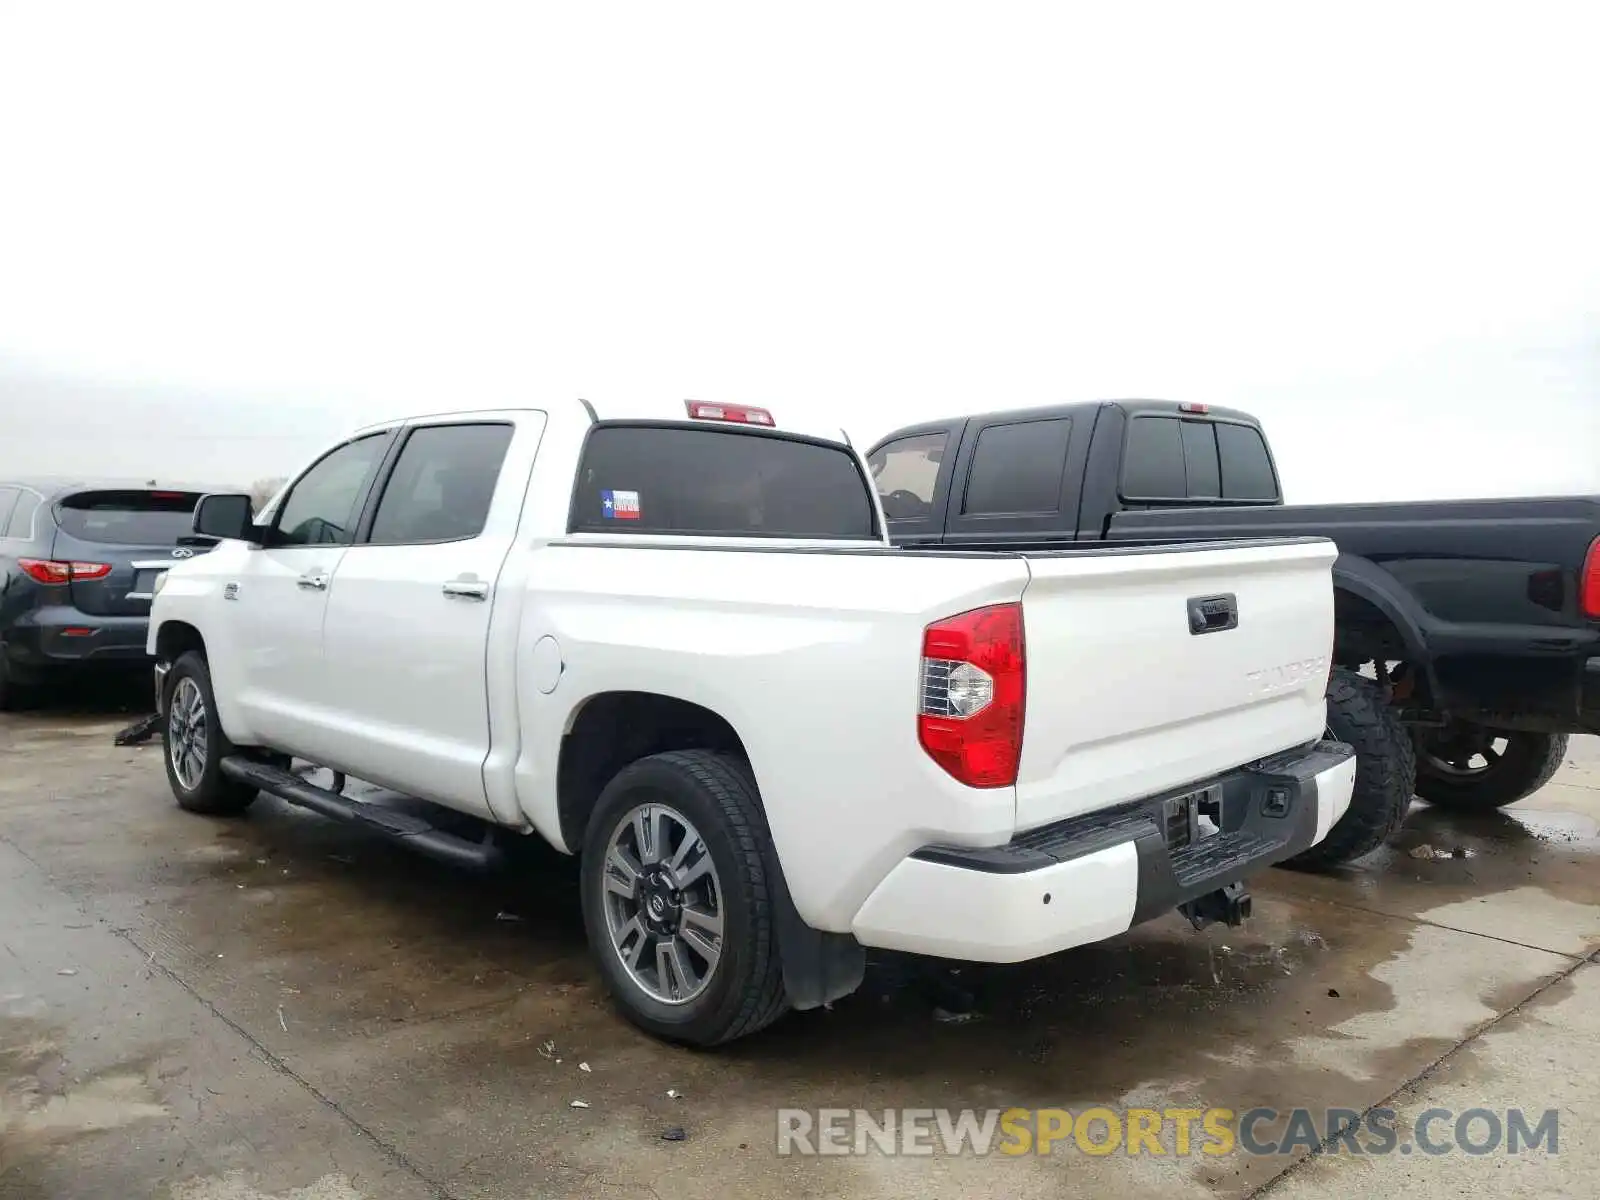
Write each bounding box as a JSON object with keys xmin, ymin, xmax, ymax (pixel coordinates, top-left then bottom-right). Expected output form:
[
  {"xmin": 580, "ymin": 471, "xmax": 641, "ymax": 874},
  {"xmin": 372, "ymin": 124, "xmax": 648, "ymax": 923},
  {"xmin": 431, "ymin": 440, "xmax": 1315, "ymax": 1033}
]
[
  {"xmin": 1283, "ymin": 668, "xmax": 1416, "ymax": 869},
  {"xmin": 162, "ymin": 652, "xmax": 257, "ymax": 815},
  {"xmin": 1414, "ymin": 728, "xmax": 1568, "ymax": 811},
  {"xmin": 579, "ymin": 749, "xmax": 789, "ymax": 1046}
]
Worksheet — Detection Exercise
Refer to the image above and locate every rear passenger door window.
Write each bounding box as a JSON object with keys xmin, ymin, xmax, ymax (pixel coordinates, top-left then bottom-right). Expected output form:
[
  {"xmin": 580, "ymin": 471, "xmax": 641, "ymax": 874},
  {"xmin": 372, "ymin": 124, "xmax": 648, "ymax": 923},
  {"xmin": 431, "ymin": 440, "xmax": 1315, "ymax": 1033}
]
[
  {"xmin": 939, "ymin": 415, "xmax": 1086, "ymax": 542},
  {"xmin": 368, "ymin": 423, "xmax": 514, "ymax": 545},
  {"xmin": 962, "ymin": 419, "xmax": 1072, "ymax": 515}
]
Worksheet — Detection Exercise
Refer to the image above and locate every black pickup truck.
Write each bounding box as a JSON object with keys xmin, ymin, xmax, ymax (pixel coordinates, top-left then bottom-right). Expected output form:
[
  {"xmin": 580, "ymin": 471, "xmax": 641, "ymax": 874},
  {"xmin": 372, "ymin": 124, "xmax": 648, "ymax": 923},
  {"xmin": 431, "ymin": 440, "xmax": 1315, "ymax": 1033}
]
[{"xmin": 867, "ymin": 400, "xmax": 1600, "ymax": 867}]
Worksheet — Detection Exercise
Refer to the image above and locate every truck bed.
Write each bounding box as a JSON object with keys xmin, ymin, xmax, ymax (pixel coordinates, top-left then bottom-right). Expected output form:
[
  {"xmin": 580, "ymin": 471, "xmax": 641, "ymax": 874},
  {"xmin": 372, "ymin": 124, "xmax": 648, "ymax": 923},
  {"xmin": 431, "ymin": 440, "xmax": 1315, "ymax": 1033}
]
[{"xmin": 1105, "ymin": 494, "xmax": 1600, "ymax": 561}]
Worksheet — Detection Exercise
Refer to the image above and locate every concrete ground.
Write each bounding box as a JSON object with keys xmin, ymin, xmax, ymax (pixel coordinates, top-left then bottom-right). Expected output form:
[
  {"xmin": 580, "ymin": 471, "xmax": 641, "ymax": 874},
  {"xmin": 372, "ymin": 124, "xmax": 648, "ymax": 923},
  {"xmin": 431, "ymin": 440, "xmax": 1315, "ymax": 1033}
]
[{"xmin": 3, "ymin": 692, "xmax": 1598, "ymax": 1200}]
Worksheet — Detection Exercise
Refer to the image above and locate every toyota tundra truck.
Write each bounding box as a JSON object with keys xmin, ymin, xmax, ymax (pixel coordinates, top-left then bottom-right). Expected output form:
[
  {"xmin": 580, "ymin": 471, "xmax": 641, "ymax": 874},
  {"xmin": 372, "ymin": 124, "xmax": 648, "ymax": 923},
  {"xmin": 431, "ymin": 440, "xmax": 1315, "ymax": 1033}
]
[{"xmin": 147, "ymin": 398, "xmax": 1356, "ymax": 1045}]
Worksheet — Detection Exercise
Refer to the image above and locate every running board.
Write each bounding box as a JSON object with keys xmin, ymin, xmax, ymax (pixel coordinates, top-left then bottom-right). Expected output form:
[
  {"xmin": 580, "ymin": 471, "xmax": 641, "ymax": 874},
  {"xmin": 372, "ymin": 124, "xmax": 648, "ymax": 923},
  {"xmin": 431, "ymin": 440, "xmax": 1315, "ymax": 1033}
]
[{"xmin": 219, "ymin": 756, "xmax": 503, "ymax": 873}]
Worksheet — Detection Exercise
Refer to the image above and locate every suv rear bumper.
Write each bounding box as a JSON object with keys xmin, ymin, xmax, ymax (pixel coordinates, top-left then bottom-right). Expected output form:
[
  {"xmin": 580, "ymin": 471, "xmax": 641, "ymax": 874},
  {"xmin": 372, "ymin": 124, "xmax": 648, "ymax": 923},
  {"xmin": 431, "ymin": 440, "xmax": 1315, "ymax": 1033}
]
[
  {"xmin": 3, "ymin": 608, "xmax": 152, "ymax": 669},
  {"xmin": 849, "ymin": 740, "xmax": 1356, "ymax": 962}
]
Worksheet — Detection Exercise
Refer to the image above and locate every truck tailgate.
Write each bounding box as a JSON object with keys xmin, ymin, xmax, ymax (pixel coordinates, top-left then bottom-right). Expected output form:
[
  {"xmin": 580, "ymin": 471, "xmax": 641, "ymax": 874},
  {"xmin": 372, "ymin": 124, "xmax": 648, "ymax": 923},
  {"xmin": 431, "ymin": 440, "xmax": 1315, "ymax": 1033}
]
[{"xmin": 1014, "ymin": 537, "xmax": 1338, "ymax": 831}]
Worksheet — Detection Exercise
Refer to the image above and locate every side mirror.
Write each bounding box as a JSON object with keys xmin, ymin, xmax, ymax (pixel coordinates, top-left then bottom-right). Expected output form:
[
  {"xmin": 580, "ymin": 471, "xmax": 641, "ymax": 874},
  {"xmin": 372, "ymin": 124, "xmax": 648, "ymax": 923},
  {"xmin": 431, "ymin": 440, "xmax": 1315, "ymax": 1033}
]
[{"xmin": 193, "ymin": 493, "xmax": 260, "ymax": 543}]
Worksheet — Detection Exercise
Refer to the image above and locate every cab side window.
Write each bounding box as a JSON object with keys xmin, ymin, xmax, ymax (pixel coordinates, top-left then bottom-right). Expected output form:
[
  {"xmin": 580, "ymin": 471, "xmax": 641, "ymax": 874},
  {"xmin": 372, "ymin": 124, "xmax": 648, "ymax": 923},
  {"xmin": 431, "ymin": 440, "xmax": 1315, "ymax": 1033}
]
[
  {"xmin": 367, "ymin": 423, "xmax": 514, "ymax": 545},
  {"xmin": 962, "ymin": 419, "xmax": 1072, "ymax": 516},
  {"xmin": 272, "ymin": 433, "xmax": 391, "ymax": 547},
  {"xmin": 867, "ymin": 433, "xmax": 947, "ymax": 520}
]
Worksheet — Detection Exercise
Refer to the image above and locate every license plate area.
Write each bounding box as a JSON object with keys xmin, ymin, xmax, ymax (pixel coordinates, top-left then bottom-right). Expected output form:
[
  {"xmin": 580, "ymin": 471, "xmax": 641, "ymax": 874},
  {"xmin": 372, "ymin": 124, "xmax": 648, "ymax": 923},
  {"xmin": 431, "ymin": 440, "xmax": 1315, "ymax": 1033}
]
[
  {"xmin": 129, "ymin": 558, "xmax": 181, "ymax": 601},
  {"xmin": 125, "ymin": 569, "xmax": 163, "ymax": 601},
  {"xmin": 1161, "ymin": 784, "xmax": 1224, "ymax": 852}
]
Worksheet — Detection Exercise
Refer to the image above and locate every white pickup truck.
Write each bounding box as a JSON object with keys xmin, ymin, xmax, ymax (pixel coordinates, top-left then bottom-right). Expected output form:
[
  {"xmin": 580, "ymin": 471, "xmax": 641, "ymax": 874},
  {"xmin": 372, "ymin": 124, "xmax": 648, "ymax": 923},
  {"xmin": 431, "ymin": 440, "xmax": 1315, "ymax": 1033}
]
[{"xmin": 148, "ymin": 399, "xmax": 1356, "ymax": 1045}]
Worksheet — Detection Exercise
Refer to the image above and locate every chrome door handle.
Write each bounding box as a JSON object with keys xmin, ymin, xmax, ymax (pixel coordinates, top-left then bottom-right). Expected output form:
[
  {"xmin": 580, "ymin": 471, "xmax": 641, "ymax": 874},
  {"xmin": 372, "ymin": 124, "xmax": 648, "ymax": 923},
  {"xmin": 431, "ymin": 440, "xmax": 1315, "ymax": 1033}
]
[
  {"xmin": 296, "ymin": 572, "xmax": 329, "ymax": 591},
  {"xmin": 443, "ymin": 580, "xmax": 489, "ymax": 601}
]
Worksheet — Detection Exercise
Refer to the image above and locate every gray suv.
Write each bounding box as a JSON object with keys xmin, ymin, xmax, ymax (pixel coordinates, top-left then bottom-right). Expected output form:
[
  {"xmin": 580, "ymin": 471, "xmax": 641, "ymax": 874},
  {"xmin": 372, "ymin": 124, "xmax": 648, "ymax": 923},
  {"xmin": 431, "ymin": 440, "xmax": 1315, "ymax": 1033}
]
[{"xmin": 0, "ymin": 480, "xmax": 221, "ymax": 709}]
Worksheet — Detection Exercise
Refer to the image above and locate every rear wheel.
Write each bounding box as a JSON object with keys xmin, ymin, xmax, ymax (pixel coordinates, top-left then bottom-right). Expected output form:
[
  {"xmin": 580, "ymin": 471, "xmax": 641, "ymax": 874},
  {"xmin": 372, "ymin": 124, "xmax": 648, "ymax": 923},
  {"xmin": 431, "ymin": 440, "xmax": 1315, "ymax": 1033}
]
[
  {"xmin": 162, "ymin": 652, "xmax": 257, "ymax": 815},
  {"xmin": 1284, "ymin": 668, "xmax": 1416, "ymax": 869},
  {"xmin": 579, "ymin": 750, "xmax": 789, "ymax": 1046},
  {"xmin": 1415, "ymin": 728, "xmax": 1568, "ymax": 811}
]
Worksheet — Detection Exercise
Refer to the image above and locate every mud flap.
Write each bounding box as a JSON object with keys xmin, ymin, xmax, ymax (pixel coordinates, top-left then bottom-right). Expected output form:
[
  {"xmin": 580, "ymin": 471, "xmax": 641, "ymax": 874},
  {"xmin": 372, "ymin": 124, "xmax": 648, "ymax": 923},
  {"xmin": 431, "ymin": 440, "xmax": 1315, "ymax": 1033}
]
[{"xmin": 766, "ymin": 851, "xmax": 866, "ymax": 1010}]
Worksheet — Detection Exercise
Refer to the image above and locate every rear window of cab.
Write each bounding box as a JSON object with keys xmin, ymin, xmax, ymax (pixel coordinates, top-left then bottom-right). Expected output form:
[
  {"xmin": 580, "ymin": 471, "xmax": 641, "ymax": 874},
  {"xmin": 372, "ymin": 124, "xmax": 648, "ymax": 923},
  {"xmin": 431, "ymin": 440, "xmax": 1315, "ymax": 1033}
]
[{"xmin": 568, "ymin": 424, "xmax": 880, "ymax": 539}]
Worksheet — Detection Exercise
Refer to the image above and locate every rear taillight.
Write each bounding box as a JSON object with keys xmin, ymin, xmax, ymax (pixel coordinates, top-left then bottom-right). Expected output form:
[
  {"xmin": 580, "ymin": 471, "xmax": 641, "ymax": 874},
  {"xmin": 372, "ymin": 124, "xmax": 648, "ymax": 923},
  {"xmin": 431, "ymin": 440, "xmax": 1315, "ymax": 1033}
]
[
  {"xmin": 918, "ymin": 602, "xmax": 1026, "ymax": 788},
  {"xmin": 17, "ymin": 559, "xmax": 113, "ymax": 584},
  {"xmin": 1582, "ymin": 536, "xmax": 1600, "ymax": 619}
]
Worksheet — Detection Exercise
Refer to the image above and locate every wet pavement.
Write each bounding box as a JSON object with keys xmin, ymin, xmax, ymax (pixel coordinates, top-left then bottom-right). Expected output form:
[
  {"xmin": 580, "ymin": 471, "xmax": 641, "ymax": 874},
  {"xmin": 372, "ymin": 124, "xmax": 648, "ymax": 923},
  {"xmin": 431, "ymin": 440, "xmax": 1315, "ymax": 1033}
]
[{"xmin": 3, "ymin": 692, "xmax": 1597, "ymax": 1199}]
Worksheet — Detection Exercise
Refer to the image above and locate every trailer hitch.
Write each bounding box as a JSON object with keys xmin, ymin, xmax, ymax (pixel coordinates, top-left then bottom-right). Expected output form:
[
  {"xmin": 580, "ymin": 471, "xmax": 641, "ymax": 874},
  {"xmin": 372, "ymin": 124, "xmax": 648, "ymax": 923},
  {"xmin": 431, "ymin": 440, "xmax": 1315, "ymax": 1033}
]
[{"xmin": 1181, "ymin": 881, "xmax": 1252, "ymax": 931}]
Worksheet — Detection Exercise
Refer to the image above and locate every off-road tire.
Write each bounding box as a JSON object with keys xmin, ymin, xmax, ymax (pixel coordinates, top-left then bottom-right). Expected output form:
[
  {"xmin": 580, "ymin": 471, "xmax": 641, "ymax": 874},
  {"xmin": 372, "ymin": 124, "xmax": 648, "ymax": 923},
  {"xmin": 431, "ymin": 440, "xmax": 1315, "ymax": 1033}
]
[
  {"xmin": 580, "ymin": 749, "xmax": 790, "ymax": 1046},
  {"xmin": 1284, "ymin": 668, "xmax": 1416, "ymax": 869},
  {"xmin": 1415, "ymin": 731, "xmax": 1568, "ymax": 812},
  {"xmin": 162, "ymin": 652, "xmax": 258, "ymax": 816}
]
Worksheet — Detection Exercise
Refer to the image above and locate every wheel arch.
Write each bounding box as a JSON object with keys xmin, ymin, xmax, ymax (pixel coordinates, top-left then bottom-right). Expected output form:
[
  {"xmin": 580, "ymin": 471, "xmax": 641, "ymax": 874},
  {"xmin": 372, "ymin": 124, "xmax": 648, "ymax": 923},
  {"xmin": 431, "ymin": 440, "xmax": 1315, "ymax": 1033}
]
[
  {"xmin": 154, "ymin": 619, "xmax": 208, "ymax": 665},
  {"xmin": 556, "ymin": 690, "xmax": 750, "ymax": 854},
  {"xmin": 1332, "ymin": 554, "xmax": 1441, "ymax": 705},
  {"xmin": 556, "ymin": 689, "xmax": 865, "ymax": 1012}
]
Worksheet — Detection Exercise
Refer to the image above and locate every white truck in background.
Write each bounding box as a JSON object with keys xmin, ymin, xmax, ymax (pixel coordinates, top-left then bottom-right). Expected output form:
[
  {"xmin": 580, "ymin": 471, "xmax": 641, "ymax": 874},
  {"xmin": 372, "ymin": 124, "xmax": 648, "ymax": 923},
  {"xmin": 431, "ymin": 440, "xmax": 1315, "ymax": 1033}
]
[{"xmin": 147, "ymin": 398, "xmax": 1356, "ymax": 1045}]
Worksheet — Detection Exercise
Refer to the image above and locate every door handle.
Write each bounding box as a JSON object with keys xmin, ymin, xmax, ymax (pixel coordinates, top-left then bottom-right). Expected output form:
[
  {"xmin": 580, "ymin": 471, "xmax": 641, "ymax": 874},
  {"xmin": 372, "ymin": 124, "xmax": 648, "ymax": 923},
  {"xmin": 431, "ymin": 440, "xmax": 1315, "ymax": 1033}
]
[
  {"xmin": 297, "ymin": 572, "xmax": 329, "ymax": 591},
  {"xmin": 443, "ymin": 580, "xmax": 490, "ymax": 601}
]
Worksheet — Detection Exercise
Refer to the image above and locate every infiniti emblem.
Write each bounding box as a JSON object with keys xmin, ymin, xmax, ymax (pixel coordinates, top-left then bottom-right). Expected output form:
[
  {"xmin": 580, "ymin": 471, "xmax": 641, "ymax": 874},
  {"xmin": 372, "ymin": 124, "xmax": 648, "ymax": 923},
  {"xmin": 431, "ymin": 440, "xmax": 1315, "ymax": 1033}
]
[{"xmin": 171, "ymin": 547, "xmax": 194, "ymax": 559}]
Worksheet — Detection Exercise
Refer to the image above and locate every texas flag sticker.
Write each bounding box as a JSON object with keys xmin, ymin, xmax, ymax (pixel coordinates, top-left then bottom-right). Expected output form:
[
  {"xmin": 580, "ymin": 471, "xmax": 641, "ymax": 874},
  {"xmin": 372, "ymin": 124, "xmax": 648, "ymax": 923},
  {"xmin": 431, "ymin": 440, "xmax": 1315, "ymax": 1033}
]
[{"xmin": 601, "ymin": 489, "xmax": 642, "ymax": 520}]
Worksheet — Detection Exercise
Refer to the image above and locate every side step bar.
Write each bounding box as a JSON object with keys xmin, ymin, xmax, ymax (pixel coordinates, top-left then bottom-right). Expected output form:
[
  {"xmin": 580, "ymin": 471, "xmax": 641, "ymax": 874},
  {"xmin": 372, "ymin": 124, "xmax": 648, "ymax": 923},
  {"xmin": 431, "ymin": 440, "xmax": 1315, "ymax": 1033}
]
[{"xmin": 219, "ymin": 756, "xmax": 503, "ymax": 873}]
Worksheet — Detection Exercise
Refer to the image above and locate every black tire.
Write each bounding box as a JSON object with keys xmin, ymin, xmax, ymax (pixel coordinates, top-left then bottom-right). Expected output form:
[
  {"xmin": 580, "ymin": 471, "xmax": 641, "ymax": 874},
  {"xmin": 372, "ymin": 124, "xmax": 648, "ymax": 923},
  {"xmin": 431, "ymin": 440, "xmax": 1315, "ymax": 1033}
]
[
  {"xmin": 1284, "ymin": 668, "xmax": 1416, "ymax": 869},
  {"xmin": 161, "ymin": 652, "xmax": 257, "ymax": 815},
  {"xmin": 1414, "ymin": 730, "xmax": 1568, "ymax": 812},
  {"xmin": 579, "ymin": 749, "xmax": 789, "ymax": 1046}
]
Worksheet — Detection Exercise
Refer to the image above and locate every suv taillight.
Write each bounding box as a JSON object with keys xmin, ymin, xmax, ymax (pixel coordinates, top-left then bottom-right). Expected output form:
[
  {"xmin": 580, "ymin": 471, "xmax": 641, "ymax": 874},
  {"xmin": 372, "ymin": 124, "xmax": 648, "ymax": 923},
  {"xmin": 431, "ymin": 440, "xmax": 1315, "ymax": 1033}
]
[
  {"xmin": 918, "ymin": 603, "xmax": 1026, "ymax": 788},
  {"xmin": 1582, "ymin": 536, "xmax": 1600, "ymax": 620},
  {"xmin": 18, "ymin": 559, "xmax": 112, "ymax": 584}
]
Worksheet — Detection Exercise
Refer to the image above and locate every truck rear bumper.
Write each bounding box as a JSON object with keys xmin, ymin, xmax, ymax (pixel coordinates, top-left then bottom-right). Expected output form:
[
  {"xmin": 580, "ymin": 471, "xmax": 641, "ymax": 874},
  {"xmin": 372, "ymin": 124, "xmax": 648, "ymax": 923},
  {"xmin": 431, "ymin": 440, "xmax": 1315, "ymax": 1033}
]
[{"xmin": 849, "ymin": 740, "xmax": 1356, "ymax": 963}]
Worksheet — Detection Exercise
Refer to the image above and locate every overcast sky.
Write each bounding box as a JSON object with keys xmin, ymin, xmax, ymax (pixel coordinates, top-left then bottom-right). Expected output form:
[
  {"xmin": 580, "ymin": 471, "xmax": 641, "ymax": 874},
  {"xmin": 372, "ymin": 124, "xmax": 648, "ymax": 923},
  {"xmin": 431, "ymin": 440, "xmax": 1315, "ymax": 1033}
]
[{"xmin": 1, "ymin": 3, "xmax": 1596, "ymax": 502}]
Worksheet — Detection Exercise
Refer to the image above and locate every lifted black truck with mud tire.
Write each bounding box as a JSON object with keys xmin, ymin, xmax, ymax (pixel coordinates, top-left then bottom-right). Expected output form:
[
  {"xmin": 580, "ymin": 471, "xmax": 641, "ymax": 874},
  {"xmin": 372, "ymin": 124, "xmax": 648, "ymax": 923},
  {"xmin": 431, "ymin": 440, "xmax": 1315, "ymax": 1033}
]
[{"xmin": 867, "ymin": 400, "xmax": 1600, "ymax": 863}]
